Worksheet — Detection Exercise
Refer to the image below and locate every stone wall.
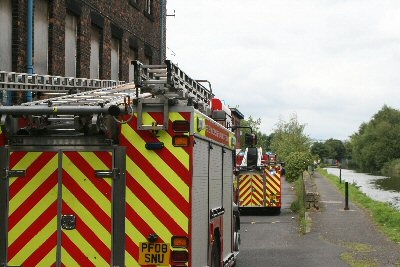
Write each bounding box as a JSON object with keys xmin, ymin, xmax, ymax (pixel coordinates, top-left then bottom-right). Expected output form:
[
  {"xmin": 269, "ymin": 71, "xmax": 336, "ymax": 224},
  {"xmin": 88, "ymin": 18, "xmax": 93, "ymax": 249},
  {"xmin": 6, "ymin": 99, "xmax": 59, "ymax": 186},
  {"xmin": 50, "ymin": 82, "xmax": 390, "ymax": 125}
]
[{"xmin": 303, "ymin": 171, "xmax": 320, "ymax": 210}]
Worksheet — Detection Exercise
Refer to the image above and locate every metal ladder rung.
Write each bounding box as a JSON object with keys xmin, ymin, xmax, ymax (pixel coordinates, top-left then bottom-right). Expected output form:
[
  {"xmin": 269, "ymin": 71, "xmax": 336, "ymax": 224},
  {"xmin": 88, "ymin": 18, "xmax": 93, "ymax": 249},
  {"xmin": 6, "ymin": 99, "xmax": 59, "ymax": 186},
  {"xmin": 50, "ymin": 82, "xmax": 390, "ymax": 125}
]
[
  {"xmin": 51, "ymin": 100, "xmax": 71, "ymax": 104},
  {"xmin": 0, "ymin": 70, "xmax": 124, "ymax": 91},
  {"xmin": 19, "ymin": 82, "xmax": 138, "ymax": 107},
  {"xmin": 141, "ymin": 64, "xmax": 166, "ymax": 69},
  {"xmin": 142, "ymin": 79, "xmax": 168, "ymax": 84},
  {"xmin": 146, "ymin": 68, "xmax": 167, "ymax": 73}
]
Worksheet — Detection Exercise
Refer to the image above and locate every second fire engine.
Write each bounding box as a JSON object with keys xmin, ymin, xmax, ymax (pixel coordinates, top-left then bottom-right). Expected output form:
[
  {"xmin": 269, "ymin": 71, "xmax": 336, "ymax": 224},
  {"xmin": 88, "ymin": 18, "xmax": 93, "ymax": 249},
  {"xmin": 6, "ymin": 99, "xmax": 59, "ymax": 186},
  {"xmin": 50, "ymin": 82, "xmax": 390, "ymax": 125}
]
[{"xmin": 234, "ymin": 134, "xmax": 283, "ymax": 214}]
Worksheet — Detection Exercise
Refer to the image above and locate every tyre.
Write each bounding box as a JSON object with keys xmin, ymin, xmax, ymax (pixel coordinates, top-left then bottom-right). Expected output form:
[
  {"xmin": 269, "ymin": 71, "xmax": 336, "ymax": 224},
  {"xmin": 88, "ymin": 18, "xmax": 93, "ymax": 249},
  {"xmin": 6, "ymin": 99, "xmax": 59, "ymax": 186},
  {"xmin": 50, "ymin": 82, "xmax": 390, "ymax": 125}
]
[
  {"xmin": 211, "ymin": 239, "xmax": 221, "ymax": 267},
  {"xmin": 233, "ymin": 231, "xmax": 240, "ymax": 251}
]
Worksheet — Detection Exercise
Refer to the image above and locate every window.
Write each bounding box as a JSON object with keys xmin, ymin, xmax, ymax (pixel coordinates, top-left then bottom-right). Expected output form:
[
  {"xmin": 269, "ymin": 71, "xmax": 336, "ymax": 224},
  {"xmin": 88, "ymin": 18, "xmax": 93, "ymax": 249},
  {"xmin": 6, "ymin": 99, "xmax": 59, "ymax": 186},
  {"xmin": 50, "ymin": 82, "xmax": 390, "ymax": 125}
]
[
  {"xmin": 34, "ymin": 0, "xmax": 49, "ymax": 74},
  {"xmin": 129, "ymin": 48, "xmax": 138, "ymax": 82},
  {"xmin": 145, "ymin": 0, "xmax": 152, "ymax": 14},
  {"xmin": 144, "ymin": 55, "xmax": 152, "ymax": 65},
  {"xmin": 0, "ymin": 0, "xmax": 12, "ymax": 71},
  {"xmin": 90, "ymin": 27, "xmax": 101, "ymax": 79},
  {"xmin": 129, "ymin": 0, "xmax": 139, "ymax": 10},
  {"xmin": 144, "ymin": 43, "xmax": 153, "ymax": 65},
  {"xmin": 0, "ymin": 0, "xmax": 12, "ymax": 104},
  {"xmin": 65, "ymin": 13, "xmax": 77, "ymax": 77},
  {"xmin": 111, "ymin": 37, "xmax": 120, "ymax": 81},
  {"xmin": 144, "ymin": 0, "xmax": 154, "ymax": 20}
]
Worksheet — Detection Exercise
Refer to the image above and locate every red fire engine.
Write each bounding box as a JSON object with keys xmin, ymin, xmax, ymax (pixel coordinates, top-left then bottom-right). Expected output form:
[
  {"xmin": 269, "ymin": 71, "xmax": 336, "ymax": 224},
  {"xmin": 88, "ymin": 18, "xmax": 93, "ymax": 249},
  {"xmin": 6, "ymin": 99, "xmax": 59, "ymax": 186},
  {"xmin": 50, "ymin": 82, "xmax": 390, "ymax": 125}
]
[
  {"xmin": 0, "ymin": 61, "xmax": 240, "ymax": 266},
  {"xmin": 234, "ymin": 134, "xmax": 283, "ymax": 214}
]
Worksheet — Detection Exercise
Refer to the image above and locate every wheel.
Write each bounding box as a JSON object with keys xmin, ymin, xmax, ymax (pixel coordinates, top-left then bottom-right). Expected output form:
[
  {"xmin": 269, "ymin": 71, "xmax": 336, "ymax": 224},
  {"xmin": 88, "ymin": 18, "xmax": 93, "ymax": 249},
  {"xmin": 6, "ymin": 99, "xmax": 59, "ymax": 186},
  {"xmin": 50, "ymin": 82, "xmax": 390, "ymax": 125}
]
[
  {"xmin": 233, "ymin": 231, "xmax": 240, "ymax": 251},
  {"xmin": 211, "ymin": 240, "xmax": 221, "ymax": 267},
  {"xmin": 233, "ymin": 214, "xmax": 240, "ymax": 232}
]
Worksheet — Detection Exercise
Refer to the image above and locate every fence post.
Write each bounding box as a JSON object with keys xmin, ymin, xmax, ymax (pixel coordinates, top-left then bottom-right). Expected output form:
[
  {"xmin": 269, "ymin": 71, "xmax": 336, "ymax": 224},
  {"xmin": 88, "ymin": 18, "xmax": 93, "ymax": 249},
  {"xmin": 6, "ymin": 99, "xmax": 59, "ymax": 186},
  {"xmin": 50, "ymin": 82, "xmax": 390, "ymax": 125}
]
[{"xmin": 344, "ymin": 182, "xmax": 349, "ymax": 210}]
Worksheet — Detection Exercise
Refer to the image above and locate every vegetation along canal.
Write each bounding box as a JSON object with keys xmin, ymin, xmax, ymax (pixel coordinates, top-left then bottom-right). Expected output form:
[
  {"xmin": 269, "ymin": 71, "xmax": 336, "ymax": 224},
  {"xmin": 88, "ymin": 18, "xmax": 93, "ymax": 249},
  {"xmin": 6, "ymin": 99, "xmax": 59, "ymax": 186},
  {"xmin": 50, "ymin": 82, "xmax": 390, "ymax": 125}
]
[{"xmin": 325, "ymin": 167, "xmax": 400, "ymax": 210}]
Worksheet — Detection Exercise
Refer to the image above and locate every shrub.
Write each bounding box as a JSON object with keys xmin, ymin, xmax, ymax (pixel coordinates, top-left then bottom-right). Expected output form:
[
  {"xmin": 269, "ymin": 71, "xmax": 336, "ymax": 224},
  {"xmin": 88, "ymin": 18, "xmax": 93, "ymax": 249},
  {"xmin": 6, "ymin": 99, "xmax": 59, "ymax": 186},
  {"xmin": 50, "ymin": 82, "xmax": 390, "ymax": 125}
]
[{"xmin": 285, "ymin": 151, "xmax": 313, "ymax": 182}]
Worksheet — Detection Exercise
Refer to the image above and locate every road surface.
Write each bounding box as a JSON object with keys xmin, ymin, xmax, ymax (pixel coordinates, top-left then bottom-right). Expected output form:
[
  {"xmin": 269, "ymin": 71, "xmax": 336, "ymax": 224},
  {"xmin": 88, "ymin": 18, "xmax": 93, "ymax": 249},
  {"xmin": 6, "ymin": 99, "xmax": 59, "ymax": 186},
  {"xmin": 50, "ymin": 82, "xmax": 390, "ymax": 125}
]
[{"xmin": 235, "ymin": 177, "xmax": 347, "ymax": 267}]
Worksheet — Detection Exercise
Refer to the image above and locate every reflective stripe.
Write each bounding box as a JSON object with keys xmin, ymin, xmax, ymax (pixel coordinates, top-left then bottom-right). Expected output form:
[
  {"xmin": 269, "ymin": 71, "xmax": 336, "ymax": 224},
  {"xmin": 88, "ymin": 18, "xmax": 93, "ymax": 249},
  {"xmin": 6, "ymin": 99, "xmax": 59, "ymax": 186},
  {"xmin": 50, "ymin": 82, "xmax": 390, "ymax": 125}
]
[
  {"xmin": 9, "ymin": 216, "xmax": 57, "ymax": 264},
  {"xmin": 265, "ymin": 167, "xmax": 282, "ymax": 207},
  {"xmin": 60, "ymin": 247, "xmax": 80, "ymax": 266},
  {"xmin": 122, "ymin": 121, "xmax": 190, "ymax": 200},
  {"xmin": 61, "ymin": 151, "xmax": 112, "ymax": 266},
  {"xmin": 8, "ymin": 152, "xmax": 58, "ymax": 266},
  {"xmin": 127, "ymin": 158, "xmax": 188, "ymax": 231},
  {"xmin": 239, "ymin": 173, "xmax": 264, "ymax": 207},
  {"xmin": 122, "ymin": 112, "xmax": 191, "ymax": 265}
]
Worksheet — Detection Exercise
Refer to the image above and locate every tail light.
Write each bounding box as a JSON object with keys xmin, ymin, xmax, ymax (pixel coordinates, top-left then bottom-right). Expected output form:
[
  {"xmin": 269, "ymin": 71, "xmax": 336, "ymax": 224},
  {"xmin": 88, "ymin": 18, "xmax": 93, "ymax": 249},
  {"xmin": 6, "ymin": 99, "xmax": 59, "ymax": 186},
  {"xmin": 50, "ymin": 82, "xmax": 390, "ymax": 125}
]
[
  {"xmin": 171, "ymin": 236, "xmax": 189, "ymax": 248},
  {"xmin": 171, "ymin": 236, "xmax": 189, "ymax": 264},
  {"xmin": 173, "ymin": 120, "xmax": 190, "ymax": 132},
  {"xmin": 171, "ymin": 250, "xmax": 189, "ymax": 262},
  {"xmin": 173, "ymin": 135, "xmax": 190, "ymax": 147}
]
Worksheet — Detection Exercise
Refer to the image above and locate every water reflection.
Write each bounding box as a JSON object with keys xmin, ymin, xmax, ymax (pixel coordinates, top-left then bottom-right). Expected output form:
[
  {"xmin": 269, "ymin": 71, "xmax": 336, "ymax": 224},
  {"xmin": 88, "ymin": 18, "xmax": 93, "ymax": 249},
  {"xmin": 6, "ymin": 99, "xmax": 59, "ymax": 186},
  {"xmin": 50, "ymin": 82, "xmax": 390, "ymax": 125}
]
[
  {"xmin": 324, "ymin": 167, "xmax": 400, "ymax": 210},
  {"xmin": 375, "ymin": 176, "xmax": 400, "ymax": 192}
]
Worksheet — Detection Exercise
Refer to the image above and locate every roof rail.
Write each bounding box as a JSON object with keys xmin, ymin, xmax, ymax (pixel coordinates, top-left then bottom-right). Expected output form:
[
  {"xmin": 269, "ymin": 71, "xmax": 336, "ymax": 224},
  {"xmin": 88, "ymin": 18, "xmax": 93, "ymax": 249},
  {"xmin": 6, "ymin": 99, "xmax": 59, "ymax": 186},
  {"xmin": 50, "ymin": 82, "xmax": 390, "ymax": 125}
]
[{"xmin": 133, "ymin": 60, "xmax": 214, "ymax": 106}]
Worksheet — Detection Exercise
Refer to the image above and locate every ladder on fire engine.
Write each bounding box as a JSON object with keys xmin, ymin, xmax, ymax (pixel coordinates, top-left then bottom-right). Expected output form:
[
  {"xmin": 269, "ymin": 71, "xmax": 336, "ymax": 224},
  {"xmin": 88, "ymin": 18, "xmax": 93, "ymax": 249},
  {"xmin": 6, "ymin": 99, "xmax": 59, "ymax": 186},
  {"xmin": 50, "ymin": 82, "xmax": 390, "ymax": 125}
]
[
  {"xmin": 0, "ymin": 82, "xmax": 140, "ymax": 140},
  {"xmin": 19, "ymin": 83, "xmax": 137, "ymax": 108},
  {"xmin": 0, "ymin": 61, "xmax": 213, "ymax": 108},
  {"xmin": 132, "ymin": 60, "xmax": 213, "ymax": 130},
  {"xmin": 0, "ymin": 61, "xmax": 214, "ymax": 131},
  {"xmin": 133, "ymin": 60, "xmax": 213, "ymax": 105},
  {"xmin": 0, "ymin": 70, "xmax": 124, "ymax": 94}
]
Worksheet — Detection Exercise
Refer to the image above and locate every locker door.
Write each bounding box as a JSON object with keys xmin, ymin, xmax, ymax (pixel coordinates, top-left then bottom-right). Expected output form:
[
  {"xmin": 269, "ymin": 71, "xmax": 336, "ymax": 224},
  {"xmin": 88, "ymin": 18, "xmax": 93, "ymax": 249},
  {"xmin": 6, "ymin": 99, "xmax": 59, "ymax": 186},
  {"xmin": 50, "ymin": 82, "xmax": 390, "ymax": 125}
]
[
  {"xmin": 7, "ymin": 151, "xmax": 59, "ymax": 266},
  {"xmin": 60, "ymin": 151, "xmax": 113, "ymax": 266}
]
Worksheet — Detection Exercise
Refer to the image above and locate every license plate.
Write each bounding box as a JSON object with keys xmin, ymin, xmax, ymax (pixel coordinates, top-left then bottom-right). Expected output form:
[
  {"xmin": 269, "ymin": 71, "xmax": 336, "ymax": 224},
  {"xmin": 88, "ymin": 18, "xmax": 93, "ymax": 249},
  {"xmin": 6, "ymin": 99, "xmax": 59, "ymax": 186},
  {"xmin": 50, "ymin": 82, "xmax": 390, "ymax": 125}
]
[{"xmin": 138, "ymin": 242, "xmax": 170, "ymax": 265}]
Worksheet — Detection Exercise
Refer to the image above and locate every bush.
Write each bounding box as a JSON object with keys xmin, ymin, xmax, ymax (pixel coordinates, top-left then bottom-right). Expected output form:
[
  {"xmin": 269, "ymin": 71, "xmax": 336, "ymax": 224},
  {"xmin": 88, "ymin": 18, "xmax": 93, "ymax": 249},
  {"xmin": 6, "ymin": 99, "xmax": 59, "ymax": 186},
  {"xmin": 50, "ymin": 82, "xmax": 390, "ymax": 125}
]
[
  {"xmin": 285, "ymin": 151, "xmax": 313, "ymax": 182},
  {"xmin": 381, "ymin": 158, "xmax": 400, "ymax": 177}
]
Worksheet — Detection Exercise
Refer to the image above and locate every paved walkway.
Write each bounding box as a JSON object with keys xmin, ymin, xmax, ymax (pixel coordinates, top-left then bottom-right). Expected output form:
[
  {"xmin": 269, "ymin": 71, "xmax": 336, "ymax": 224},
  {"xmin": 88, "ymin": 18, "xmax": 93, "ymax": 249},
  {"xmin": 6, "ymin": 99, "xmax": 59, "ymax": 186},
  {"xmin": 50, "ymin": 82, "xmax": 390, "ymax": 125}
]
[
  {"xmin": 310, "ymin": 171, "xmax": 400, "ymax": 266},
  {"xmin": 236, "ymin": 175, "xmax": 349, "ymax": 266}
]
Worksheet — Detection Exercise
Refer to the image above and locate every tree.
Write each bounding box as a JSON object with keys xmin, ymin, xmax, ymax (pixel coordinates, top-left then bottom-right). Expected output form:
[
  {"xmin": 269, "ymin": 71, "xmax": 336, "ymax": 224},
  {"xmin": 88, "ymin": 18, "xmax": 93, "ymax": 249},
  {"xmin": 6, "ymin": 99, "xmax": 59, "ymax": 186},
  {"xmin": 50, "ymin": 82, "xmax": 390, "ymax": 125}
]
[
  {"xmin": 270, "ymin": 114, "xmax": 311, "ymax": 161},
  {"xmin": 285, "ymin": 151, "xmax": 314, "ymax": 182},
  {"xmin": 350, "ymin": 105, "xmax": 400, "ymax": 173},
  {"xmin": 311, "ymin": 142, "xmax": 329, "ymax": 160},
  {"xmin": 343, "ymin": 140, "xmax": 352, "ymax": 160},
  {"xmin": 270, "ymin": 114, "xmax": 312, "ymax": 181},
  {"xmin": 324, "ymin": 139, "xmax": 346, "ymax": 161}
]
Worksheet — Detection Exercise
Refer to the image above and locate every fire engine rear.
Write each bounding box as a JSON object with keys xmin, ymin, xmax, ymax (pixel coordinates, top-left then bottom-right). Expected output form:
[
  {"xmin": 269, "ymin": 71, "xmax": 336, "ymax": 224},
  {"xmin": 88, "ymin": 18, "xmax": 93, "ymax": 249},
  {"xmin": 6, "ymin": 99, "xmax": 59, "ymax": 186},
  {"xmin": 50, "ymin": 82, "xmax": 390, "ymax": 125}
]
[
  {"xmin": 0, "ymin": 61, "xmax": 240, "ymax": 266},
  {"xmin": 234, "ymin": 133, "xmax": 283, "ymax": 214}
]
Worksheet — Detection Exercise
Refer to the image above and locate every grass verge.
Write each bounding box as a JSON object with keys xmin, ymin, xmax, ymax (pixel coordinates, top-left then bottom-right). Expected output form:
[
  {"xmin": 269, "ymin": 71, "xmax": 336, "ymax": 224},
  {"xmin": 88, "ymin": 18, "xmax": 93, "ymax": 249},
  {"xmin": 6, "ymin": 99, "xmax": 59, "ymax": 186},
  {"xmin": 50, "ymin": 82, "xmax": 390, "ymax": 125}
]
[
  {"xmin": 317, "ymin": 168, "xmax": 400, "ymax": 244},
  {"xmin": 290, "ymin": 176, "xmax": 307, "ymax": 234}
]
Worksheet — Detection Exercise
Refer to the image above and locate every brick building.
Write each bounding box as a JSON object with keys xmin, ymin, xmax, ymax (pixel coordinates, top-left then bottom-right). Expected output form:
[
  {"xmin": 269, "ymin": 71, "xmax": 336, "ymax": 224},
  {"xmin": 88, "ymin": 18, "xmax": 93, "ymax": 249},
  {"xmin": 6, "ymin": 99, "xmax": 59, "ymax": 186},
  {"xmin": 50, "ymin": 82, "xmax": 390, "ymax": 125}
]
[
  {"xmin": 0, "ymin": 0, "xmax": 166, "ymax": 82},
  {"xmin": 230, "ymin": 107, "xmax": 245, "ymax": 149}
]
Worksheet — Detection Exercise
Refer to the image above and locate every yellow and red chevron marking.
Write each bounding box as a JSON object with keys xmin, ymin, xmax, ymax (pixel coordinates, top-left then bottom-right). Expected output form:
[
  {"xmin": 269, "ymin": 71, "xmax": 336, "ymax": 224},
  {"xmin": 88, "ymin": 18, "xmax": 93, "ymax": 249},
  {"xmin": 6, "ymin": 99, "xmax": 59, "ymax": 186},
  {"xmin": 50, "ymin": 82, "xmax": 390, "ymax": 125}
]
[
  {"xmin": 7, "ymin": 150, "xmax": 112, "ymax": 266},
  {"xmin": 265, "ymin": 166, "xmax": 282, "ymax": 207},
  {"xmin": 8, "ymin": 151, "xmax": 59, "ymax": 266},
  {"xmin": 238, "ymin": 173, "xmax": 264, "ymax": 207},
  {"xmin": 121, "ymin": 112, "xmax": 191, "ymax": 266},
  {"xmin": 238, "ymin": 174, "xmax": 251, "ymax": 206},
  {"xmin": 61, "ymin": 151, "xmax": 112, "ymax": 266}
]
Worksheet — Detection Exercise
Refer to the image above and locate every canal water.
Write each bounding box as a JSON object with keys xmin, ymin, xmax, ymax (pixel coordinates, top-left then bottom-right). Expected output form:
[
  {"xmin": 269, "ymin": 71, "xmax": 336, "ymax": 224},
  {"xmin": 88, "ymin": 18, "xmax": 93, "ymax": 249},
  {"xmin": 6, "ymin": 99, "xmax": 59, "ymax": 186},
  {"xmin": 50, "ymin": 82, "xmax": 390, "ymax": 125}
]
[{"xmin": 324, "ymin": 167, "xmax": 400, "ymax": 210}]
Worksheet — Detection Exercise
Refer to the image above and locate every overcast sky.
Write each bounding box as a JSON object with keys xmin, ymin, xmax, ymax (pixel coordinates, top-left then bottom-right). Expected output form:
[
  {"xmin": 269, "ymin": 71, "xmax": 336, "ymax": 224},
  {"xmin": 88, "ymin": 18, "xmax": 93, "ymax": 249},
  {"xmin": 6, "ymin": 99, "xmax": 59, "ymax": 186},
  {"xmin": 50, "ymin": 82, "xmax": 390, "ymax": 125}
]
[{"xmin": 166, "ymin": 1, "xmax": 400, "ymax": 141}]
